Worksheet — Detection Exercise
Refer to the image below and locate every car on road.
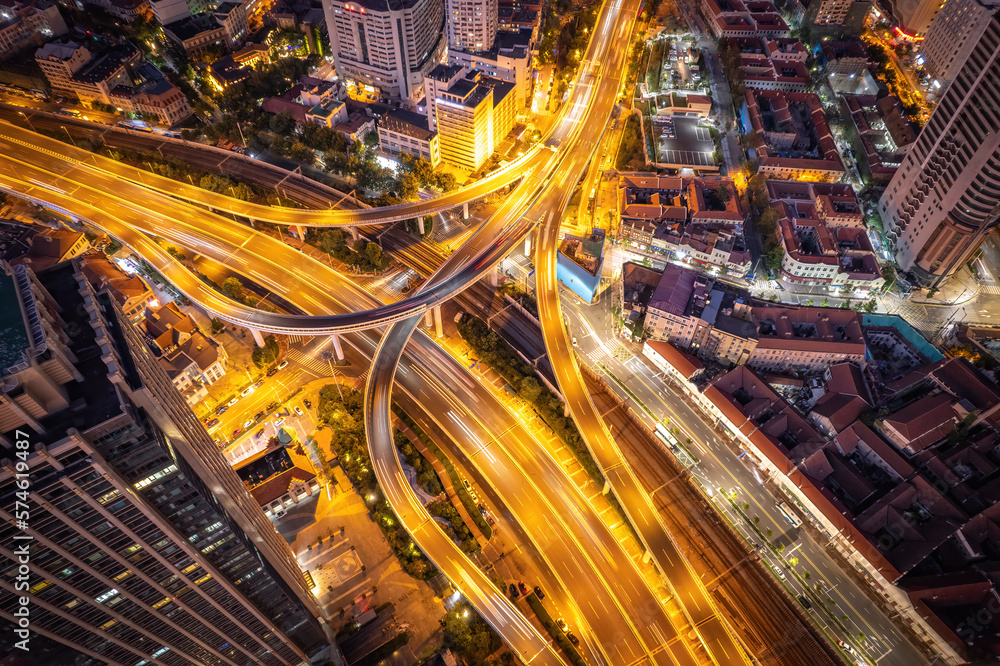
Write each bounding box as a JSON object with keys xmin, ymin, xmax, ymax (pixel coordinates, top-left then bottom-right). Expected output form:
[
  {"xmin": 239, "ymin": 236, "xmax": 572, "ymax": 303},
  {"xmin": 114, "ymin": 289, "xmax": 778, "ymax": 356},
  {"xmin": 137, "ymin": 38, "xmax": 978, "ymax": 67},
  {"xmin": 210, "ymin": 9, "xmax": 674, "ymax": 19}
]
[
  {"xmin": 566, "ymin": 632, "xmax": 579, "ymax": 646},
  {"xmin": 478, "ymin": 504, "xmax": 488, "ymax": 516},
  {"xmin": 232, "ymin": 428, "xmax": 241, "ymax": 438},
  {"xmin": 509, "ymin": 583, "xmax": 519, "ymax": 600},
  {"xmin": 244, "ymin": 419, "xmax": 255, "ymax": 429},
  {"xmin": 255, "ymin": 411, "xmax": 265, "ymax": 421},
  {"xmin": 798, "ymin": 595, "xmax": 811, "ymax": 609},
  {"xmin": 771, "ymin": 564, "xmax": 786, "ymax": 581},
  {"xmin": 205, "ymin": 418, "xmax": 219, "ymax": 428},
  {"xmin": 556, "ymin": 618, "xmax": 567, "ymax": 632},
  {"xmin": 533, "ymin": 586, "xmax": 545, "ymax": 599},
  {"xmin": 277, "ymin": 360, "xmax": 288, "ymax": 370},
  {"xmin": 240, "ymin": 386, "xmax": 254, "ymax": 397},
  {"xmin": 837, "ymin": 641, "xmax": 856, "ymax": 656},
  {"xmin": 266, "ymin": 367, "xmax": 278, "ymax": 377},
  {"xmin": 517, "ymin": 581, "xmax": 528, "ymax": 595},
  {"xmin": 274, "ymin": 417, "xmax": 286, "ymax": 427},
  {"xmin": 274, "ymin": 510, "xmax": 286, "ymax": 519},
  {"xmin": 294, "ymin": 406, "xmax": 304, "ymax": 417},
  {"xmin": 215, "ymin": 406, "xmax": 228, "ymax": 415},
  {"xmin": 227, "ymin": 397, "xmax": 239, "ymax": 406},
  {"xmin": 253, "ymin": 380, "xmax": 265, "ymax": 388}
]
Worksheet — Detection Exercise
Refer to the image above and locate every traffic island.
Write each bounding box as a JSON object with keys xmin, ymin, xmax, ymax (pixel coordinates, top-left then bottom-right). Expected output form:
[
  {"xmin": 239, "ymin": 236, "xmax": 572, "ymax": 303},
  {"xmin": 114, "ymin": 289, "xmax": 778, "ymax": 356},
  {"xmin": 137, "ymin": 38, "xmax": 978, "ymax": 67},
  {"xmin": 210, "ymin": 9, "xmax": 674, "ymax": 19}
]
[{"xmin": 524, "ymin": 594, "xmax": 587, "ymax": 666}]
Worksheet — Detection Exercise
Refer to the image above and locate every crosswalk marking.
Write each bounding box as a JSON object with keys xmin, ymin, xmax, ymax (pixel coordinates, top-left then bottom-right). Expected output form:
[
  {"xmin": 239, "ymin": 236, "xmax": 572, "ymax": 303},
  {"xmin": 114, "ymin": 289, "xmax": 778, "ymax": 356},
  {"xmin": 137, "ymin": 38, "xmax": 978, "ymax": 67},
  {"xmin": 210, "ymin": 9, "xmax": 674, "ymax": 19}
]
[
  {"xmin": 286, "ymin": 334, "xmax": 304, "ymax": 343},
  {"xmin": 981, "ymin": 284, "xmax": 1000, "ymax": 295},
  {"xmin": 288, "ymin": 349, "xmax": 329, "ymax": 375}
]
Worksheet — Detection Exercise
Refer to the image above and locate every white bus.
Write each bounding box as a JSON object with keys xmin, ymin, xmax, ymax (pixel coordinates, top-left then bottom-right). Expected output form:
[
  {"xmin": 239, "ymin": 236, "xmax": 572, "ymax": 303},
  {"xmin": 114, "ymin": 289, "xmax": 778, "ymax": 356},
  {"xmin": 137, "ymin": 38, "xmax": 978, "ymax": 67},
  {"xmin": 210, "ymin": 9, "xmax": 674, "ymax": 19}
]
[{"xmin": 777, "ymin": 502, "xmax": 801, "ymax": 529}]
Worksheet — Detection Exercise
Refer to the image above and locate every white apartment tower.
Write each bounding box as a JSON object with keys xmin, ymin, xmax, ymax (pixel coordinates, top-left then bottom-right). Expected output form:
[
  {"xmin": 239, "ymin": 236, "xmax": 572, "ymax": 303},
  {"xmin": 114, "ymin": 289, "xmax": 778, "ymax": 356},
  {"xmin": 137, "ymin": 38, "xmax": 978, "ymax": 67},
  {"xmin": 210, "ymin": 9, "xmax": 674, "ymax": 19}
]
[
  {"xmin": 878, "ymin": 12, "xmax": 1000, "ymax": 287},
  {"xmin": 813, "ymin": 0, "xmax": 853, "ymax": 25},
  {"xmin": 446, "ymin": 0, "xmax": 497, "ymax": 52},
  {"xmin": 323, "ymin": 0, "xmax": 446, "ymax": 99},
  {"xmin": 921, "ymin": 0, "xmax": 1000, "ymax": 88}
]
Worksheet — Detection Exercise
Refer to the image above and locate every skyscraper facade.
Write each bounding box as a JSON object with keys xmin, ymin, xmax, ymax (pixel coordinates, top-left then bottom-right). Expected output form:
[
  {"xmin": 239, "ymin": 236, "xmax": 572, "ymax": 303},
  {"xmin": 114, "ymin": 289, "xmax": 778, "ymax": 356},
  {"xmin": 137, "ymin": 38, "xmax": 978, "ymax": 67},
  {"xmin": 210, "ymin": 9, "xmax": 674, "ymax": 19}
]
[
  {"xmin": 0, "ymin": 259, "xmax": 331, "ymax": 665},
  {"xmin": 446, "ymin": 0, "xmax": 497, "ymax": 52},
  {"xmin": 877, "ymin": 14, "xmax": 1000, "ymax": 286},
  {"xmin": 323, "ymin": 0, "xmax": 446, "ymax": 99},
  {"xmin": 920, "ymin": 0, "xmax": 1000, "ymax": 88}
]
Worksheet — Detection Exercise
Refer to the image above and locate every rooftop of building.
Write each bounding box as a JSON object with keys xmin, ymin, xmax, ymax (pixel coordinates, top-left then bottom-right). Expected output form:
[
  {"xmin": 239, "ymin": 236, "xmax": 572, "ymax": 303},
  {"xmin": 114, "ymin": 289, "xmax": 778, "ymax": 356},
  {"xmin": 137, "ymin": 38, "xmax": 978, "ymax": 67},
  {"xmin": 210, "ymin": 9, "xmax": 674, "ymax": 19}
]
[
  {"xmin": 35, "ymin": 39, "xmax": 83, "ymax": 61},
  {"xmin": 559, "ymin": 229, "xmax": 606, "ymax": 276},
  {"xmin": 743, "ymin": 90, "xmax": 844, "ymax": 172},
  {"xmin": 380, "ymin": 108, "xmax": 435, "ymax": 140},
  {"xmin": 752, "ymin": 304, "xmax": 865, "ymax": 351},
  {"xmin": 72, "ymin": 41, "xmax": 139, "ymax": 84}
]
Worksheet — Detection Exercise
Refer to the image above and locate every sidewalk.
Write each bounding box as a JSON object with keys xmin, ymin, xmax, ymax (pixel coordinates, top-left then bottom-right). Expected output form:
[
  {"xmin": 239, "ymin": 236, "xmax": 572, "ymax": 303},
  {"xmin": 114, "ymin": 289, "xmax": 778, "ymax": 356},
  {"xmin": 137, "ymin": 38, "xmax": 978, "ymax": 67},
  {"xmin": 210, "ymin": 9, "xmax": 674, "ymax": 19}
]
[{"xmin": 907, "ymin": 266, "xmax": 981, "ymax": 306}]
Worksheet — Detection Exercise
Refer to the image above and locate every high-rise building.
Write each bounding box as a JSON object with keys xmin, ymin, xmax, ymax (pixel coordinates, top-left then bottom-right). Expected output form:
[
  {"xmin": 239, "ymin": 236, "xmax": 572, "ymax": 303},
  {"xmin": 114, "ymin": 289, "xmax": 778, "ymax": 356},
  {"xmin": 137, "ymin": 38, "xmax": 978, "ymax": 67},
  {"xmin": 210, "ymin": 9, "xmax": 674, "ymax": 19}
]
[
  {"xmin": 446, "ymin": 0, "xmax": 497, "ymax": 52},
  {"xmin": 921, "ymin": 0, "xmax": 1000, "ymax": 88},
  {"xmin": 423, "ymin": 63, "xmax": 516, "ymax": 169},
  {"xmin": 322, "ymin": 0, "xmax": 446, "ymax": 100},
  {"xmin": 0, "ymin": 259, "xmax": 334, "ymax": 665},
  {"xmin": 812, "ymin": 0, "xmax": 853, "ymax": 25},
  {"xmin": 877, "ymin": 14, "xmax": 1000, "ymax": 287},
  {"xmin": 882, "ymin": 0, "xmax": 945, "ymax": 37}
]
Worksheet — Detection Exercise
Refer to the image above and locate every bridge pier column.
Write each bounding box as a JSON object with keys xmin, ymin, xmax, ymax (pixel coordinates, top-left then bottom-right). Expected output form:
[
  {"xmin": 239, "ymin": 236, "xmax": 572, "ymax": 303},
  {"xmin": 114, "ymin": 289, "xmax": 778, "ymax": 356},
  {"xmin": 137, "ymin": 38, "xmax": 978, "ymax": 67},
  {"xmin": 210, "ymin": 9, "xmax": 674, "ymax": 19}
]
[
  {"xmin": 423, "ymin": 309, "xmax": 433, "ymax": 328},
  {"xmin": 642, "ymin": 550, "xmax": 652, "ymax": 564},
  {"xmin": 417, "ymin": 216, "xmax": 425, "ymax": 235},
  {"xmin": 491, "ymin": 265, "xmax": 499, "ymax": 288},
  {"xmin": 433, "ymin": 305, "xmax": 443, "ymax": 338},
  {"xmin": 602, "ymin": 480, "xmax": 611, "ymax": 495},
  {"xmin": 462, "ymin": 202, "xmax": 470, "ymax": 221},
  {"xmin": 349, "ymin": 226, "xmax": 359, "ymax": 242},
  {"xmin": 524, "ymin": 230, "xmax": 532, "ymax": 256},
  {"xmin": 330, "ymin": 334, "xmax": 345, "ymax": 361},
  {"xmin": 251, "ymin": 328, "xmax": 265, "ymax": 347}
]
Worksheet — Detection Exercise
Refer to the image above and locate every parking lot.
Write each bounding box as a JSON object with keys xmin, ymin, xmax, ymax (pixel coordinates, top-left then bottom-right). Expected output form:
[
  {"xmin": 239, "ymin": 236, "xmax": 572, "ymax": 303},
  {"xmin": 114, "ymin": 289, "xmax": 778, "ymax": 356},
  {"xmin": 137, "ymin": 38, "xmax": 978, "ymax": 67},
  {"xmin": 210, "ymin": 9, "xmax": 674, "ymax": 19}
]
[{"xmin": 655, "ymin": 115, "xmax": 715, "ymax": 167}]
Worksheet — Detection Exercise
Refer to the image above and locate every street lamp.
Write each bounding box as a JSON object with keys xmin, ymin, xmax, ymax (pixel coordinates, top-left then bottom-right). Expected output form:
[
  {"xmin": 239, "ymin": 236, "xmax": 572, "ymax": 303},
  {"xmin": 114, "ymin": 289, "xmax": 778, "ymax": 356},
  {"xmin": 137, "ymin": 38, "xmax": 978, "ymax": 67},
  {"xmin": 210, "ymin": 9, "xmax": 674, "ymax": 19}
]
[{"xmin": 61, "ymin": 126, "xmax": 78, "ymax": 148}]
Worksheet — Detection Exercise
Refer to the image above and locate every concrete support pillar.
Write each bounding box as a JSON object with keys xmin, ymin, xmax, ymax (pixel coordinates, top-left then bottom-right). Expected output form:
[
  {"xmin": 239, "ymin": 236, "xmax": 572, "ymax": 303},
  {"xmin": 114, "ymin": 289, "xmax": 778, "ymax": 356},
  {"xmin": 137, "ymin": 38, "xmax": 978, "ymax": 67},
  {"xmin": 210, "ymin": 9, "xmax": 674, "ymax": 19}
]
[
  {"xmin": 524, "ymin": 230, "xmax": 532, "ymax": 256},
  {"xmin": 433, "ymin": 305, "xmax": 443, "ymax": 338},
  {"xmin": 330, "ymin": 334, "xmax": 345, "ymax": 360},
  {"xmin": 565, "ymin": 402, "xmax": 571, "ymax": 418},
  {"xmin": 349, "ymin": 226, "xmax": 359, "ymax": 242},
  {"xmin": 251, "ymin": 328, "xmax": 265, "ymax": 347},
  {"xmin": 462, "ymin": 202, "xmax": 470, "ymax": 220},
  {"xmin": 491, "ymin": 265, "xmax": 499, "ymax": 288},
  {"xmin": 642, "ymin": 549, "xmax": 652, "ymax": 564},
  {"xmin": 602, "ymin": 480, "xmax": 611, "ymax": 495},
  {"xmin": 417, "ymin": 216, "xmax": 425, "ymax": 235},
  {"xmin": 423, "ymin": 309, "xmax": 434, "ymax": 327}
]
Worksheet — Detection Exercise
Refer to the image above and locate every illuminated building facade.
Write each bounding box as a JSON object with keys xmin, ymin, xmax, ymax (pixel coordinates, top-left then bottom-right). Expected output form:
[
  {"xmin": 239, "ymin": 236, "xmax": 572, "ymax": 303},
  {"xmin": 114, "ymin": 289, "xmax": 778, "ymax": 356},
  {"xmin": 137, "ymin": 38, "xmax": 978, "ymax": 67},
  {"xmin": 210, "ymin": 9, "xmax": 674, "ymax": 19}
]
[
  {"xmin": 322, "ymin": 0, "xmax": 446, "ymax": 99},
  {"xmin": 878, "ymin": 12, "xmax": 1000, "ymax": 286},
  {"xmin": 0, "ymin": 259, "xmax": 333, "ymax": 665}
]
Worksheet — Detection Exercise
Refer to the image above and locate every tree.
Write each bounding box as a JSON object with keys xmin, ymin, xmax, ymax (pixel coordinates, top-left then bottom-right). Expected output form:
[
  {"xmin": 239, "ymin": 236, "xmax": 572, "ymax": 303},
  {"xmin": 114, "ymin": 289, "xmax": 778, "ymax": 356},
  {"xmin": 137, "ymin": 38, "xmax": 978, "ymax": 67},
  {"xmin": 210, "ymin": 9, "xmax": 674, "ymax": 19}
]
[
  {"xmin": 517, "ymin": 376, "xmax": 543, "ymax": 403},
  {"xmin": 365, "ymin": 241, "xmax": 384, "ymax": 267},
  {"xmin": 251, "ymin": 335, "xmax": 280, "ymax": 367},
  {"xmin": 714, "ymin": 184, "xmax": 732, "ymax": 204},
  {"xmin": 221, "ymin": 277, "xmax": 246, "ymax": 302},
  {"xmin": 210, "ymin": 318, "xmax": 225, "ymax": 334}
]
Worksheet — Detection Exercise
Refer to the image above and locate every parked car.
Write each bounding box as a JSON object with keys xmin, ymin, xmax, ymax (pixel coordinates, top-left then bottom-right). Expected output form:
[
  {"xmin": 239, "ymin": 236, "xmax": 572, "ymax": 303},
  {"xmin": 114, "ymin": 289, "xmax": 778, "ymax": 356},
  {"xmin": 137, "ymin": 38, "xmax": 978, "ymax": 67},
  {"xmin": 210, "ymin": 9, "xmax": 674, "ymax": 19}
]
[
  {"xmin": 254, "ymin": 411, "xmax": 265, "ymax": 421},
  {"xmin": 566, "ymin": 632, "xmax": 579, "ymax": 646},
  {"xmin": 533, "ymin": 586, "xmax": 545, "ymax": 600},
  {"xmin": 294, "ymin": 406, "xmax": 304, "ymax": 417},
  {"xmin": 509, "ymin": 583, "xmax": 519, "ymax": 600},
  {"xmin": 243, "ymin": 419, "xmax": 254, "ymax": 428},
  {"xmin": 205, "ymin": 418, "xmax": 219, "ymax": 428},
  {"xmin": 232, "ymin": 428, "xmax": 241, "ymax": 437},
  {"xmin": 274, "ymin": 417, "xmax": 286, "ymax": 427},
  {"xmin": 215, "ymin": 405, "xmax": 228, "ymax": 415},
  {"xmin": 798, "ymin": 595, "xmax": 811, "ymax": 610},
  {"xmin": 517, "ymin": 581, "xmax": 528, "ymax": 595},
  {"xmin": 771, "ymin": 565, "xmax": 785, "ymax": 581},
  {"xmin": 254, "ymin": 429, "xmax": 265, "ymax": 438},
  {"xmin": 253, "ymin": 379, "xmax": 265, "ymax": 388},
  {"xmin": 277, "ymin": 360, "xmax": 288, "ymax": 370},
  {"xmin": 240, "ymin": 386, "xmax": 254, "ymax": 397},
  {"xmin": 303, "ymin": 399, "xmax": 312, "ymax": 409},
  {"xmin": 227, "ymin": 397, "xmax": 239, "ymax": 406},
  {"xmin": 556, "ymin": 618, "xmax": 567, "ymax": 632},
  {"xmin": 266, "ymin": 367, "xmax": 278, "ymax": 377}
]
